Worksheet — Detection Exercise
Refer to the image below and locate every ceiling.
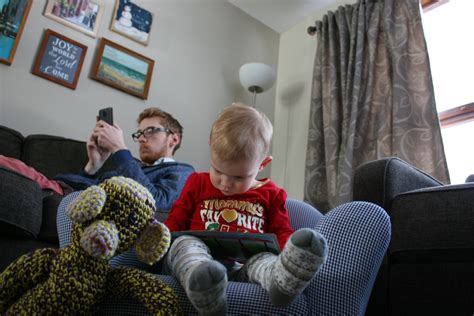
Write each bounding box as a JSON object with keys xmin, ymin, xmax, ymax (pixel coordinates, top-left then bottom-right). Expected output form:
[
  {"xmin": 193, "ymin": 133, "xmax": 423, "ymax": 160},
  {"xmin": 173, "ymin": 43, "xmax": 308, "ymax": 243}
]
[{"xmin": 228, "ymin": 0, "xmax": 339, "ymax": 33}]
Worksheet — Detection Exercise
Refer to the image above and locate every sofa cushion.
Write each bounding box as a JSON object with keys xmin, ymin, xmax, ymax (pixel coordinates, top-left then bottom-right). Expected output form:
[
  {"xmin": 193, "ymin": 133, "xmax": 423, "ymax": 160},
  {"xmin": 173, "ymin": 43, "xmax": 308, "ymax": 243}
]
[
  {"xmin": 0, "ymin": 125, "xmax": 24, "ymax": 159},
  {"xmin": 21, "ymin": 135, "xmax": 88, "ymax": 179},
  {"xmin": 0, "ymin": 168, "xmax": 43, "ymax": 238}
]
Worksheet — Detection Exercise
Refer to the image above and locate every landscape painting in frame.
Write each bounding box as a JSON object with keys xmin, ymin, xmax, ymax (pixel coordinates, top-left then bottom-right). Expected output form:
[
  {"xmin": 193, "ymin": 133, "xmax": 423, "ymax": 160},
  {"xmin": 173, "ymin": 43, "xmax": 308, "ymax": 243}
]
[
  {"xmin": 43, "ymin": 0, "xmax": 105, "ymax": 38},
  {"xmin": 91, "ymin": 38, "xmax": 154, "ymax": 99},
  {"xmin": 0, "ymin": 0, "xmax": 32, "ymax": 65},
  {"xmin": 110, "ymin": 0, "xmax": 153, "ymax": 46}
]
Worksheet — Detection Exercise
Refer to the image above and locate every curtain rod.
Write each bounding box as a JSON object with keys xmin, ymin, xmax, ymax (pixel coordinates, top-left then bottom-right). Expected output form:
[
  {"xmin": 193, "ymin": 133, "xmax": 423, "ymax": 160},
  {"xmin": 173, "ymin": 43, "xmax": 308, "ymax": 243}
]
[{"xmin": 307, "ymin": 25, "xmax": 317, "ymax": 36}]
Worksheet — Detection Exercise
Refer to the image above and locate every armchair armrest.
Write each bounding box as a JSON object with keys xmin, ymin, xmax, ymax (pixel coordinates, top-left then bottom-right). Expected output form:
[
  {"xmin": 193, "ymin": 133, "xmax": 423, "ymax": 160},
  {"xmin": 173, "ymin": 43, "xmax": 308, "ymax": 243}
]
[
  {"xmin": 390, "ymin": 183, "xmax": 474, "ymax": 262},
  {"xmin": 353, "ymin": 157, "xmax": 443, "ymax": 212}
]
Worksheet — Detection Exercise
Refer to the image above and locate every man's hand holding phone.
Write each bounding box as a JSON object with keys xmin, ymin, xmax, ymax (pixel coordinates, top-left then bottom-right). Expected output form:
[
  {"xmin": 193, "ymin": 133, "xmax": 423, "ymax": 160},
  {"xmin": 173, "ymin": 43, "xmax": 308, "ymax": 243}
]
[
  {"xmin": 85, "ymin": 107, "xmax": 126, "ymax": 174},
  {"xmin": 95, "ymin": 107, "xmax": 127, "ymax": 153}
]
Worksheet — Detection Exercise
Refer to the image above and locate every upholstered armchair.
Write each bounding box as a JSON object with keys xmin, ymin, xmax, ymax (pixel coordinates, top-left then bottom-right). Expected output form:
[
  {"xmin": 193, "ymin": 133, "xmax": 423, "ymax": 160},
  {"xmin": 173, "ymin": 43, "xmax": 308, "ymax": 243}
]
[{"xmin": 57, "ymin": 194, "xmax": 390, "ymax": 315}]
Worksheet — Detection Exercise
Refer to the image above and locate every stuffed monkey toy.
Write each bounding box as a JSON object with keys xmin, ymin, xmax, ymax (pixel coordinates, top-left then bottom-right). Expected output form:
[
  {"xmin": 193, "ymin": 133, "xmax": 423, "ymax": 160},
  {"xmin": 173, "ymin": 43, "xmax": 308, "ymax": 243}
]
[{"xmin": 0, "ymin": 176, "xmax": 180, "ymax": 315}]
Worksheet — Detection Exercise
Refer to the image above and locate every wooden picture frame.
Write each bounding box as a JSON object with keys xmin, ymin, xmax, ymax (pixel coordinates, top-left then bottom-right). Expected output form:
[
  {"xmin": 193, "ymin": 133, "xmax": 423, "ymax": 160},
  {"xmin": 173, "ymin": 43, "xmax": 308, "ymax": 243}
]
[
  {"xmin": 0, "ymin": 0, "xmax": 32, "ymax": 65},
  {"xmin": 90, "ymin": 38, "xmax": 154, "ymax": 99},
  {"xmin": 110, "ymin": 0, "xmax": 153, "ymax": 46},
  {"xmin": 43, "ymin": 0, "xmax": 105, "ymax": 38},
  {"xmin": 421, "ymin": 0, "xmax": 449, "ymax": 12},
  {"xmin": 32, "ymin": 29, "xmax": 88, "ymax": 90}
]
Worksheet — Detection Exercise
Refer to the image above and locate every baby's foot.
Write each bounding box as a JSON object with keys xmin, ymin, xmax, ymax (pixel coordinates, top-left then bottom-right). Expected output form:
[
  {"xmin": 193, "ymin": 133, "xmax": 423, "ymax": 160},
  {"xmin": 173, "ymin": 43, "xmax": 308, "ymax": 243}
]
[
  {"xmin": 269, "ymin": 228, "xmax": 328, "ymax": 307},
  {"xmin": 187, "ymin": 260, "xmax": 228, "ymax": 316}
]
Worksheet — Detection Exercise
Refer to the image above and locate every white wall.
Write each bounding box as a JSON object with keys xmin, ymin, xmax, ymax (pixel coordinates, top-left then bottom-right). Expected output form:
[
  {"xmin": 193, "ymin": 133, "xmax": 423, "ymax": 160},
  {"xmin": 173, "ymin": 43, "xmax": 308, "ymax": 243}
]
[
  {"xmin": 272, "ymin": 0, "xmax": 351, "ymax": 200},
  {"xmin": 0, "ymin": 0, "xmax": 279, "ymax": 173}
]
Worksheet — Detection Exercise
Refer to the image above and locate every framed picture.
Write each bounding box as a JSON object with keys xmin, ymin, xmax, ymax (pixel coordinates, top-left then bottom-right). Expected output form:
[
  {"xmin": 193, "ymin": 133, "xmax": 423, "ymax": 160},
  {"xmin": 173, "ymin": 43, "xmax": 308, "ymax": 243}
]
[
  {"xmin": 0, "ymin": 0, "xmax": 32, "ymax": 65},
  {"xmin": 421, "ymin": 0, "xmax": 449, "ymax": 11},
  {"xmin": 43, "ymin": 0, "xmax": 105, "ymax": 38},
  {"xmin": 32, "ymin": 29, "xmax": 88, "ymax": 90},
  {"xmin": 90, "ymin": 38, "xmax": 154, "ymax": 99},
  {"xmin": 110, "ymin": 0, "xmax": 153, "ymax": 46}
]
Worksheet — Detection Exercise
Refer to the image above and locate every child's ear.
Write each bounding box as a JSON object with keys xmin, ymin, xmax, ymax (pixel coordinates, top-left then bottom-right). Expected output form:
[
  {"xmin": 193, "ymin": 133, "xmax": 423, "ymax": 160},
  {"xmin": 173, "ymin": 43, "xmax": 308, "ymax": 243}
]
[{"xmin": 259, "ymin": 156, "xmax": 273, "ymax": 171}]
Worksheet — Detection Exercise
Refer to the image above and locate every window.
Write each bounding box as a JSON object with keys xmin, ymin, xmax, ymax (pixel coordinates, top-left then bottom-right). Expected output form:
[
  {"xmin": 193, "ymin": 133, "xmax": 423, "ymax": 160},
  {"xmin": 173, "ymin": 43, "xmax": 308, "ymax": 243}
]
[{"xmin": 422, "ymin": 0, "xmax": 474, "ymax": 183}]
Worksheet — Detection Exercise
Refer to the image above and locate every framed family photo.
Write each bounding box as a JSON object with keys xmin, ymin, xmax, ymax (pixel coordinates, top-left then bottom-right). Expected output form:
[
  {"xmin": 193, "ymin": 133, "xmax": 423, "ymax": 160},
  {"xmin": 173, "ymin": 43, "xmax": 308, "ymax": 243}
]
[
  {"xmin": 90, "ymin": 38, "xmax": 154, "ymax": 99},
  {"xmin": 43, "ymin": 0, "xmax": 105, "ymax": 38},
  {"xmin": 0, "ymin": 0, "xmax": 32, "ymax": 65},
  {"xmin": 32, "ymin": 29, "xmax": 87, "ymax": 90},
  {"xmin": 110, "ymin": 0, "xmax": 153, "ymax": 46}
]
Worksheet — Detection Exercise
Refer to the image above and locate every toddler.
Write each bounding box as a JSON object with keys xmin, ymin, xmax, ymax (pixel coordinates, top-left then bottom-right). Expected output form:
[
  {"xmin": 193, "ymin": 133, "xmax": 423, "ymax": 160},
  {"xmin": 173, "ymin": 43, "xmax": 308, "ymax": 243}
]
[{"xmin": 164, "ymin": 103, "xmax": 328, "ymax": 315}]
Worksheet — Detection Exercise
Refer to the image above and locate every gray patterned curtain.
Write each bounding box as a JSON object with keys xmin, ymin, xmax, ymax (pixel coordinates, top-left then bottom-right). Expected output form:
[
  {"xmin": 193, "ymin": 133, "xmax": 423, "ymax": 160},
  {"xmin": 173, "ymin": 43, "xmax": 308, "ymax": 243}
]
[{"xmin": 304, "ymin": 0, "xmax": 450, "ymax": 212}]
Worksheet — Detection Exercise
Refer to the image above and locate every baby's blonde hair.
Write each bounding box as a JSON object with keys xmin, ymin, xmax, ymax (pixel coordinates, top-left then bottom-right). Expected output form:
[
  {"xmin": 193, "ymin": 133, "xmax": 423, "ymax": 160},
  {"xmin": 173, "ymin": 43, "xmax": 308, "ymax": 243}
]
[{"xmin": 210, "ymin": 103, "xmax": 273, "ymax": 162}]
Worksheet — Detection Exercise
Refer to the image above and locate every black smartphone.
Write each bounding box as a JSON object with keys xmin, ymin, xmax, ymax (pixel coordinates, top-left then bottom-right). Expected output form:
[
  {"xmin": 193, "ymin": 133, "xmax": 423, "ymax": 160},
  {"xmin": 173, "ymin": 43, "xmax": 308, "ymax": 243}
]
[{"xmin": 98, "ymin": 107, "xmax": 113, "ymax": 125}]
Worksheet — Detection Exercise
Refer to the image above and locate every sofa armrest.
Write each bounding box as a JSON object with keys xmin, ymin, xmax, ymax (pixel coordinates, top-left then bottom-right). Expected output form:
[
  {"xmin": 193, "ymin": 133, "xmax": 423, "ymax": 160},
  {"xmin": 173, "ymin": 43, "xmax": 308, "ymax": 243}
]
[
  {"xmin": 353, "ymin": 157, "xmax": 443, "ymax": 212},
  {"xmin": 390, "ymin": 183, "xmax": 474, "ymax": 262},
  {"xmin": 0, "ymin": 125, "xmax": 24, "ymax": 159},
  {"xmin": 0, "ymin": 168, "xmax": 43, "ymax": 238}
]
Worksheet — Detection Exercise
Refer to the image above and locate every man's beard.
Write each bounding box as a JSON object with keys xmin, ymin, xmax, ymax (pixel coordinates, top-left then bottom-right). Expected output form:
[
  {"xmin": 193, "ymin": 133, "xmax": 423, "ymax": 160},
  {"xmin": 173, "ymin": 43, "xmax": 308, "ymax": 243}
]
[{"xmin": 139, "ymin": 148, "xmax": 157, "ymax": 165}]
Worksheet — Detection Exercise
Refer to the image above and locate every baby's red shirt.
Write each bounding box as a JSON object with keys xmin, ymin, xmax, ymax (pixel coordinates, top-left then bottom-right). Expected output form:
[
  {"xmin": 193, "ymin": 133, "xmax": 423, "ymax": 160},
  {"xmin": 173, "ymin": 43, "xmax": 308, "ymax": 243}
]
[{"xmin": 165, "ymin": 172, "xmax": 294, "ymax": 249}]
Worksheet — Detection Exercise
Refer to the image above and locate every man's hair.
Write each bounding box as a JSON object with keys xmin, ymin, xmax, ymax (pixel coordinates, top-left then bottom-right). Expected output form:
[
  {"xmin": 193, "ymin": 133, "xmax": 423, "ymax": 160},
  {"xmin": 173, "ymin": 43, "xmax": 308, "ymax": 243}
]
[
  {"xmin": 210, "ymin": 102, "xmax": 273, "ymax": 162},
  {"xmin": 137, "ymin": 107, "xmax": 183, "ymax": 153}
]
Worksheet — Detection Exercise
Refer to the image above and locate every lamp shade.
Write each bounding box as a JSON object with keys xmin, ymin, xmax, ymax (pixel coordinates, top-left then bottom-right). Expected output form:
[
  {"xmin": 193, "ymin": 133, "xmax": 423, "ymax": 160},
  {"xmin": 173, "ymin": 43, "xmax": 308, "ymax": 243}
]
[{"xmin": 239, "ymin": 63, "xmax": 276, "ymax": 94}]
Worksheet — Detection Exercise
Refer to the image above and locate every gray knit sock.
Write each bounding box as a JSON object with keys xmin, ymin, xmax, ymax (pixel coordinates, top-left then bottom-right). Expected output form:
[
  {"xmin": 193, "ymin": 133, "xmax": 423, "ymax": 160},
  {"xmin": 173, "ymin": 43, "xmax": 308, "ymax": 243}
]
[
  {"xmin": 270, "ymin": 228, "xmax": 327, "ymax": 307},
  {"xmin": 187, "ymin": 260, "xmax": 228, "ymax": 316},
  {"xmin": 244, "ymin": 228, "xmax": 328, "ymax": 308},
  {"xmin": 167, "ymin": 235, "xmax": 227, "ymax": 315}
]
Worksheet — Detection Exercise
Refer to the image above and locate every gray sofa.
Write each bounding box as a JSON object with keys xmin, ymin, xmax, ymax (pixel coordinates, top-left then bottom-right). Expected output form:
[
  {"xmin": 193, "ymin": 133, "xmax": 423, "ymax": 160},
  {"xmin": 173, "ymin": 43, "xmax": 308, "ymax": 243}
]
[
  {"xmin": 353, "ymin": 157, "xmax": 474, "ymax": 315},
  {"xmin": 0, "ymin": 125, "xmax": 90, "ymax": 272}
]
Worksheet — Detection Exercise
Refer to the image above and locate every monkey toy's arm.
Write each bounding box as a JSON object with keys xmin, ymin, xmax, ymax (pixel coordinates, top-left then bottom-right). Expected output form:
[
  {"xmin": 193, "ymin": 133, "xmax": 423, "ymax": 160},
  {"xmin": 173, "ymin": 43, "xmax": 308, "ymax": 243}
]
[
  {"xmin": 105, "ymin": 266, "xmax": 181, "ymax": 315},
  {"xmin": 0, "ymin": 248, "xmax": 58, "ymax": 313}
]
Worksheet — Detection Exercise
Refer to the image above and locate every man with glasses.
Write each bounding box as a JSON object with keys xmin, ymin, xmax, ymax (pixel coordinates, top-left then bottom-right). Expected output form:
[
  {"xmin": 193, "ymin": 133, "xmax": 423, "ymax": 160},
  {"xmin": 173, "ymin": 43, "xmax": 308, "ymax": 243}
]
[
  {"xmin": 55, "ymin": 107, "xmax": 194, "ymax": 210},
  {"xmin": 1, "ymin": 107, "xmax": 194, "ymax": 273}
]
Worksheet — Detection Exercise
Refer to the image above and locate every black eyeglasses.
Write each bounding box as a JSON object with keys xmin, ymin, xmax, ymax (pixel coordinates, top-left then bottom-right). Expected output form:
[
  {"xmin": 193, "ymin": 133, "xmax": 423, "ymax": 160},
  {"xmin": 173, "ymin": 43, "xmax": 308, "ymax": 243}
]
[{"xmin": 131, "ymin": 126, "xmax": 174, "ymax": 142}]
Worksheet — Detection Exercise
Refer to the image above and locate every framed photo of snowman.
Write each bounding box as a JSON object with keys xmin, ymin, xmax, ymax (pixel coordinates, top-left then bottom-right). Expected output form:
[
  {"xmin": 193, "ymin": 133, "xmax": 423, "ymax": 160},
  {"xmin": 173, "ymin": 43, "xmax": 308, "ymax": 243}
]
[
  {"xmin": 43, "ymin": 0, "xmax": 105, "ymax": 38},
  {"xmin": 110, "ymin": 0, "xmax": 153, "ymax": 46}
]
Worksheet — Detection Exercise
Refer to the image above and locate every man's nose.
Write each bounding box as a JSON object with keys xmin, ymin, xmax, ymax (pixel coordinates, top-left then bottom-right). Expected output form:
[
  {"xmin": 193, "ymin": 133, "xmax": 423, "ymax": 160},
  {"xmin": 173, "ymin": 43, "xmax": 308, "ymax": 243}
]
[{"xmin": 138, "ymin": 134, "xmax": 147, "ymax": 143}]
